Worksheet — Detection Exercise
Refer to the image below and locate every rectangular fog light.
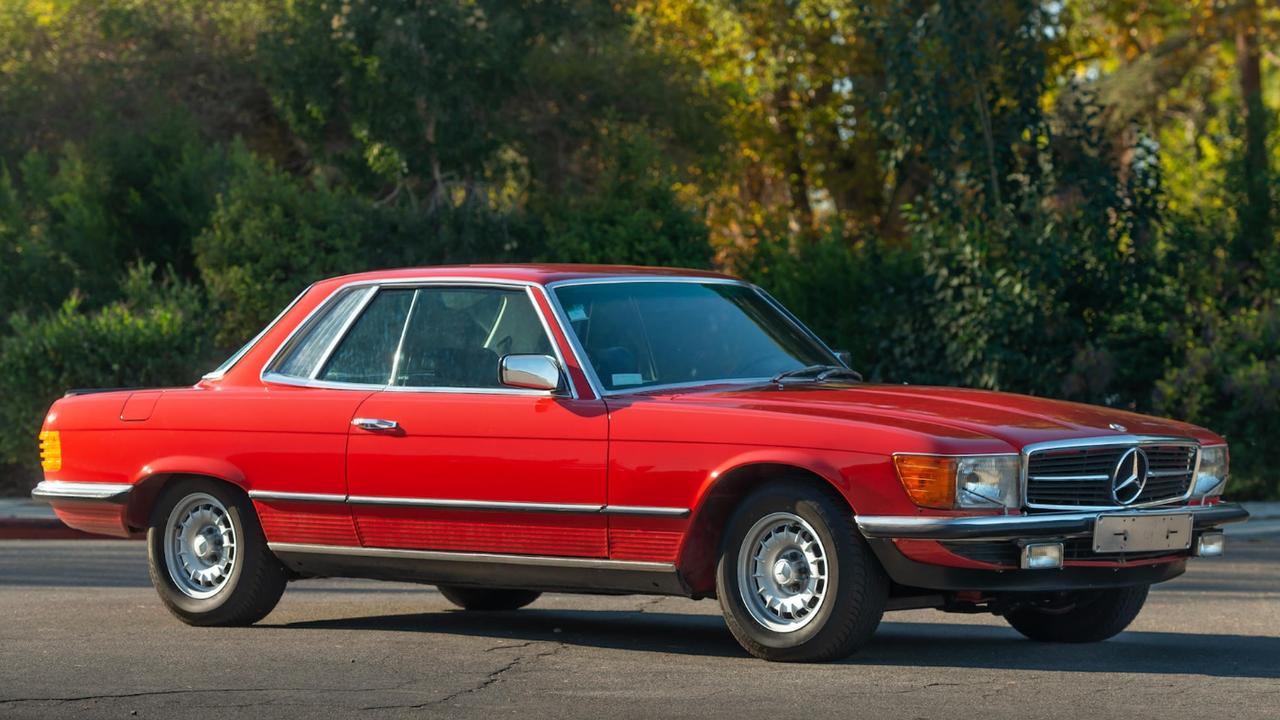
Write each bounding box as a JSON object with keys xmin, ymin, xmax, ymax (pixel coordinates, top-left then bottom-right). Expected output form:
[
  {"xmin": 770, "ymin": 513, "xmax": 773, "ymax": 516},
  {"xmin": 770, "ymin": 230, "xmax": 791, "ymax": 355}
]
[
  {"xmin": 1194, "ymin": 532, "xmax": 1225, "ymax": 558},
  {"xmin": 1021, "ymin": 542, "xmax": 1063, "ymax": 570}
]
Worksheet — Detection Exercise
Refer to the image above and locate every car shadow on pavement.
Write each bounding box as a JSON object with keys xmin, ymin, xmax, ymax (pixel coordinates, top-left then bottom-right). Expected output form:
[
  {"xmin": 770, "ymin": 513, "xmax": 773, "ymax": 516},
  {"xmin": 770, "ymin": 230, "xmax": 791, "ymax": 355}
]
[
  {"xmin": 277, "ymin": 610, "xmax": 1280, "ymax": 678},
  {"xmin": 863, "ymin": 621, "xmax": 1280, "ymax": 679}
]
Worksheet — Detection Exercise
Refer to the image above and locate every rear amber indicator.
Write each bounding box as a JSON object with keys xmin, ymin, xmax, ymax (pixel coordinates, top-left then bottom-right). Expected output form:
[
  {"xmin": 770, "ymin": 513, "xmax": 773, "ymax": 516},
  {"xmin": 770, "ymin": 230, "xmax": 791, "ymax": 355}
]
[
  {"xmin": 38, "ymin": 431, "xmax": 61, "ymax": 472},
  {"xmin": 893, "ymin": 455, "xmax": 956, "ymax": 509}
]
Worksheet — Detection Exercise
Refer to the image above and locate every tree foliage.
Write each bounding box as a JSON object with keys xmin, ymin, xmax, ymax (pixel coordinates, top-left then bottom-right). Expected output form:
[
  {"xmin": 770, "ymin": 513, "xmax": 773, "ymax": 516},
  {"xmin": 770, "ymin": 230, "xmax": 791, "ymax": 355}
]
[{"xmin": 0, "ymin": 0, "xmax": 1277, "ymax": 497}]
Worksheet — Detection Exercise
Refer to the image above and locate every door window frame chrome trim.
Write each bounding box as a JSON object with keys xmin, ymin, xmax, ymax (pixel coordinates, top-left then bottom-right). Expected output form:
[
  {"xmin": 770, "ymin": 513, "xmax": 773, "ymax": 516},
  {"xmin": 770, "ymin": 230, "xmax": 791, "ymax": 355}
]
[
  {"xmin": 257, "ymin": 277, "xmax": 581, "ymax": 400},
  {"xmin": 543, "ymin": 276, "xmax": 841, "ymax": 398},
  {"xmin": 1020, "ymin": 434, "xmax": 1201, "ymax": 512}
]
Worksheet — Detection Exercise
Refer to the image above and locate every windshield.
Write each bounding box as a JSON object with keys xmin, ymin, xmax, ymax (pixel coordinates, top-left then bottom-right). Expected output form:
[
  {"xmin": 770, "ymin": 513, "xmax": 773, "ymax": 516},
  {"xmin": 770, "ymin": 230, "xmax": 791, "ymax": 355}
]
[{"xmin": 552, "ymin": 281, "xmax": 836, "ymax": 392}]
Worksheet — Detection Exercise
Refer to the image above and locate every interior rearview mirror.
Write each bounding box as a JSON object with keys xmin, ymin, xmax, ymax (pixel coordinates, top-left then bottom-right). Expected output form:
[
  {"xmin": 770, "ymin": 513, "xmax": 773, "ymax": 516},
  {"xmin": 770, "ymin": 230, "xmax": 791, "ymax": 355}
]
[{"xmin": 500, "ymin": 354, "xmax": 562, "ymax": 392}]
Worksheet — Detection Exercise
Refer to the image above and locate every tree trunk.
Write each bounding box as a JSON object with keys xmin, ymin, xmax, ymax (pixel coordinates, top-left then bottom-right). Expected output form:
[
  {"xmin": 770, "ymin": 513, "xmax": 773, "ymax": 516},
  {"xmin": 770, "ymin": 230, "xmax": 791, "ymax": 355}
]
[
  {"xmin": 1235, "ymin": 0, "xmax": 1271, "ymax": 260},
  {"xmin": 775, "ymin": 84, "xmax": 816, "ymax": 241}
]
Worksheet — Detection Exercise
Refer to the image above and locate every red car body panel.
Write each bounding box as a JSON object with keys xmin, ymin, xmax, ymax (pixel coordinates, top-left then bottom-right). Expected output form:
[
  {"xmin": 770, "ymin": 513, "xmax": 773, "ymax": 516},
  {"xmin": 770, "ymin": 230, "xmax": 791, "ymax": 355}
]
[{"xmin": 35, "ymin": 265, "xmax": 1235, "ymax": 597}]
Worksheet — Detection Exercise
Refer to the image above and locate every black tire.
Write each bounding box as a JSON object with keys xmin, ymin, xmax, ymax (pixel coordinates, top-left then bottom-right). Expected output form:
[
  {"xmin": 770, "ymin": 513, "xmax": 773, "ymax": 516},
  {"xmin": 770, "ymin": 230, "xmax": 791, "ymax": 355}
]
[
  {"xmin": 1004, "ymin": 585, "xmax": 1149, "ymax": 643},
  {"xmin": 146, "ymin": 478, "xmax": 288, "ymax": 626},
  {"xmin": 437, "ymin": 585, "xmax": 542, "ymax": 611},
  {"xmin": 715, "ymin": 481, "xmax": 888, "ymax": 662}
]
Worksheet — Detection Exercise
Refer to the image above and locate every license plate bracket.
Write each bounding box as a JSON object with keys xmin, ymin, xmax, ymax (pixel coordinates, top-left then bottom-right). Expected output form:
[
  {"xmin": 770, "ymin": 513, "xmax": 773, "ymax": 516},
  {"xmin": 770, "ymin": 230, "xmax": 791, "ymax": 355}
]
[{"xmin": 1092, "ymin": 513, "xmax": 1193, "ymax": 553}]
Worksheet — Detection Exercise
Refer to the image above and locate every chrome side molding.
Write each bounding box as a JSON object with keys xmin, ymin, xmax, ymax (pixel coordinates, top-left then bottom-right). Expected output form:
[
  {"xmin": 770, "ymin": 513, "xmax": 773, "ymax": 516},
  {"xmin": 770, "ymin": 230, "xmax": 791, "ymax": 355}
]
[
  {"xmin": 247, "ymin": 490, "xmax": 691, "ymax": 518},
  {"xmin": 246, "ymin": 490, "xmax": 348, "ymax": 504}
]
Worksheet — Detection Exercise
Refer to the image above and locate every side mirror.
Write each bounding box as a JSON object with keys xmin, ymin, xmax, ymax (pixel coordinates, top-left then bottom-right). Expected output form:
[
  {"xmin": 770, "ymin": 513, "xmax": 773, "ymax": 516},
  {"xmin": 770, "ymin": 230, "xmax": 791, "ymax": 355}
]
[
  {"xmin": 500, "ymin": 354, "xmax": 562, "ymax": 392},
  {"xmin": 835, "ymin": 350, "xmax": 854, "ymax": 368}
]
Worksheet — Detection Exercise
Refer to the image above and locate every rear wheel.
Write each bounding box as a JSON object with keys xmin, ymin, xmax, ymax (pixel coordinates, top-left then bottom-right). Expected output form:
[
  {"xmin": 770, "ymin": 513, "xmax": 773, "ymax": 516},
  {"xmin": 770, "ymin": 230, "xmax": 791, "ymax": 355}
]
[
  {"xmin": 1004, "ymin": 585, "xmax": 1149, "ymax": 643},
  {"xmin": 438, "ymin": 586, "xmax": 542, "ymax": 611},
  {"xmin": 715, "ymin": 481, "xmax": 888, "ymax": 662},
  {"xmin": 147, "ymin": 478, "xmax": 288, "ymax": 626}
]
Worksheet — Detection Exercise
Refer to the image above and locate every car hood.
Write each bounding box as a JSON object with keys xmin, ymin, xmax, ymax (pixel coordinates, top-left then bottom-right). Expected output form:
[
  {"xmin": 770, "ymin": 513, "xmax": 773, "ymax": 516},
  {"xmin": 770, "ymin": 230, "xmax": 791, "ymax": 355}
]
[{"xmin": 648, "ymin": 382, "xmax": 1220, "ymax": 450}]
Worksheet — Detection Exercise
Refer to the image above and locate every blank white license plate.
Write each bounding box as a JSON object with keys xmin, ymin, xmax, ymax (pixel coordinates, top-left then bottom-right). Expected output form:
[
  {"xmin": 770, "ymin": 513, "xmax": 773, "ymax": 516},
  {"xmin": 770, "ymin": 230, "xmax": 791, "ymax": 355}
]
[{"xmin": 1093, "ymin": 514, "xmax": 1193, "ymax": 553}]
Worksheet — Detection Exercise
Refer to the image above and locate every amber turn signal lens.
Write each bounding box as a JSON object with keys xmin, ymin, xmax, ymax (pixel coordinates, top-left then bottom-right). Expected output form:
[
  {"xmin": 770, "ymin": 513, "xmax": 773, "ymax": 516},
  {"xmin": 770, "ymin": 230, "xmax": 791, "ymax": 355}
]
[
  {"xmin": 38, "ymin": 430, "xmax": 61, "ymax": 472},
  {"xmin": 893, "ymin": 455, "xmax": 956, "ymax": 509}
]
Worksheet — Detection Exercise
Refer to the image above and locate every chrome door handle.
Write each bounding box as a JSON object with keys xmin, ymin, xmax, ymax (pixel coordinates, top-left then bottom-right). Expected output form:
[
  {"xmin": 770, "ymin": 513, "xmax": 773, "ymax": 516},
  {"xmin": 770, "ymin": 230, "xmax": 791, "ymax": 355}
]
[{"xmin": 352, "ymin": 418, "xmax": 399, "ymax": 431}]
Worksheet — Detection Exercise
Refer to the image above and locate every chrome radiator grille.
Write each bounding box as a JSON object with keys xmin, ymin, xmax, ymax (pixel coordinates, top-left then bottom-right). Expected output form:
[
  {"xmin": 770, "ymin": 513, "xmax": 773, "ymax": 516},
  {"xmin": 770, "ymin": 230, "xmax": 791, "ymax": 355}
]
[{"xmin": 1025, "ymin": 441, "xmax": 1198, "ymax": 510}]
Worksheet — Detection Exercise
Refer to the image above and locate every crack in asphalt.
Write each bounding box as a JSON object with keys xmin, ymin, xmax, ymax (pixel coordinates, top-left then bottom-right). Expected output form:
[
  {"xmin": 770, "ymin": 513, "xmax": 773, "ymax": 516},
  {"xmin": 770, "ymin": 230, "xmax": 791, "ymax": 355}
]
[
  {"xmin": 633, "ymin": 596, "xmax": 666, "ymax": 613},
  {"xmin": 360, "ymin": 641, "xmax": 567, "ymax": 711},
  {"xmin": 483, "ymin": 640, "xmax": 539, "ymax": 652},
  {"xmin": 0, "ymin": 688, "xmax": 313, "ymax": 705},
  {"xmin": 0, "ymin": 677, "xmax": 431, "ymax": 706}
]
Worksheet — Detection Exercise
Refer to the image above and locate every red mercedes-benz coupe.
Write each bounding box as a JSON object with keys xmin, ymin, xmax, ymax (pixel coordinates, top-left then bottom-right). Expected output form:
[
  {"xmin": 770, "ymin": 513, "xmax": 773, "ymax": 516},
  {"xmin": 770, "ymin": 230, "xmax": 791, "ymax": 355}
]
[{"xmin": 33, "ymin": 265, "xmax": 1248, "ymax": 661}]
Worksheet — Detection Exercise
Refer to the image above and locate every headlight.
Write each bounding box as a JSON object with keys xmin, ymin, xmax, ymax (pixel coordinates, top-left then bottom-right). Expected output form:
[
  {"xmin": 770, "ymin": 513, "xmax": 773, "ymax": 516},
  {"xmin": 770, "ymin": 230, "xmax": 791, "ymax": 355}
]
[
  {"xmin": 1192, "ymin": 445, "xmax": 1229, "ymax": 498},
  {"xmin": 893, "ymin": 454, "xmax": 1021, "ymax": 510}
]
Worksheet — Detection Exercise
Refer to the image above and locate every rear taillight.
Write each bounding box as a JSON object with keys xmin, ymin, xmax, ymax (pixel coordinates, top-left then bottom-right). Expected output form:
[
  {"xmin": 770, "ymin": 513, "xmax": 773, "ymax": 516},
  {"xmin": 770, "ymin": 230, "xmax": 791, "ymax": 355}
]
[{"xmin": 38, "ymin": 431, "xmax": 61, "ymax": 472}]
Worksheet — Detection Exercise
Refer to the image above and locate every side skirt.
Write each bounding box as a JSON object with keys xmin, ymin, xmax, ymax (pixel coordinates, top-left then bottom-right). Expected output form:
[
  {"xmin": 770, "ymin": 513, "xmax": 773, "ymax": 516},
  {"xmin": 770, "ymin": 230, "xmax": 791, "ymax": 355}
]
[{"xmin": 269, "ymin": 543, "xmax": 692, "ymax": 597}]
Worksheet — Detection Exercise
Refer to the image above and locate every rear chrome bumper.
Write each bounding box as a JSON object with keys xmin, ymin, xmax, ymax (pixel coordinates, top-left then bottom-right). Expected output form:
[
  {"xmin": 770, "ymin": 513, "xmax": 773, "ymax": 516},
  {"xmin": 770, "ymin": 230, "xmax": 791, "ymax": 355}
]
[
  {"xmin": 31, "ymin": 480, "xmax": 133, "ymax": 505},
  {"xmin": 856, "ymin": 503, "xmax": 1249, "ymax": 542}
]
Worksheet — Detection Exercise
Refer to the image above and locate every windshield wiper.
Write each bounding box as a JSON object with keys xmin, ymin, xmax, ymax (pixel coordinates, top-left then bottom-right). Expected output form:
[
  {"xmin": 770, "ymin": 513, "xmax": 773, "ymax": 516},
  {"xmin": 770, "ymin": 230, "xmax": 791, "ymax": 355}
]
[{"xmin": 770, "ymin": 364, "xmax": 863, "ymax": 385}]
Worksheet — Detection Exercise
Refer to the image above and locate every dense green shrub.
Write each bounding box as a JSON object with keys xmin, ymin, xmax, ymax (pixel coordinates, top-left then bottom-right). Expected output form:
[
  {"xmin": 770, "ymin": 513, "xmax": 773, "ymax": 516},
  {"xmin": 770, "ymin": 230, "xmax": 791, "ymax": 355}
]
[
  {"xmin": 531, "ymin": 134, "xmax": 712, "ymax": 268},
  {"xmin": 195, "ymin": 147, "xmax": 378, "ymax": 346},
  {"xmin": 1154, "ymin": 298, "xmax": 1280, "ymax": 498},
  {"xmin": 195, "ymin": 147, "xmax": 540, "ymax": 347},
  {"xmin": 0, "ymin": 264, "xmax": 213, "ymax": 481}
]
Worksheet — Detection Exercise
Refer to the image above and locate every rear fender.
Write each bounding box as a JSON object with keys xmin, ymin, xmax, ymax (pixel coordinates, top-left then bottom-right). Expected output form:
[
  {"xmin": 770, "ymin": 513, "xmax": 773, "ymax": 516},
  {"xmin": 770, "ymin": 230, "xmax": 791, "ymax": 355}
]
[{"xmin": 125, "ymin": 457, "xmax": 249, "ymax": 530}]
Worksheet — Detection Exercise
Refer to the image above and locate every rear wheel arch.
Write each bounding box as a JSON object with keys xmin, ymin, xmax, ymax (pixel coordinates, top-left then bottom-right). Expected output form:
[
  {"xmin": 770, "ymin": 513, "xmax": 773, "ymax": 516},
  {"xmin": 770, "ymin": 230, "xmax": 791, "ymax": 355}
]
[
  {"xmin": 125, "ymin": 468, "xmax": 249, "ymax": 532},
  {"xmin": 677, "ymin": 461, "xmax": 859, "ymax": 596}
]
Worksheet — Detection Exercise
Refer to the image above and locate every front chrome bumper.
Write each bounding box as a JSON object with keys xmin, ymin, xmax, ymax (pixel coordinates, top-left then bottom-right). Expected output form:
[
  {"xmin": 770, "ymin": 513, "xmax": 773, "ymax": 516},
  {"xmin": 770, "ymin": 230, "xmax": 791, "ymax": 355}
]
[{"xmin": 856, "ymin": 502, "xmax": 1249, "ymax": 541}]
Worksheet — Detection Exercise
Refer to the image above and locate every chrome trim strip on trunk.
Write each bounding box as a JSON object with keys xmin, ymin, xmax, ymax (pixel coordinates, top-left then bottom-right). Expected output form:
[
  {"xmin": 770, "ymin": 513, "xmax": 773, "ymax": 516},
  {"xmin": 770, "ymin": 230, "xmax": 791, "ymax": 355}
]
[
  {"xmin": 855, "ymin": 503, "xmax": 1250, "ymax": 541},
  {"xmin": 267, "ymin": 542, "xmax": 677, "ymax": 572},
  {"xmin": 247, "ymin": 490, "xmax": 348, "ymax": 504},
  {"xmin": 31, "ymin": 480, "xmax": 132, "ymax": 504}
]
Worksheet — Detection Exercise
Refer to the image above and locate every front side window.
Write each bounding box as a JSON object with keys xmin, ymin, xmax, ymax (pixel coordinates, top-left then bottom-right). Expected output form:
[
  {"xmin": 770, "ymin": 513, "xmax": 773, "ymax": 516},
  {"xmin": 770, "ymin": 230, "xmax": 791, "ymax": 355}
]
[
  {"xmin": 552, "ymin": 281, "xmax": 833, "ymax": 392},
  {"xmin": 393, "ymin": 287, "xmax": 553, "ymax": 388}
]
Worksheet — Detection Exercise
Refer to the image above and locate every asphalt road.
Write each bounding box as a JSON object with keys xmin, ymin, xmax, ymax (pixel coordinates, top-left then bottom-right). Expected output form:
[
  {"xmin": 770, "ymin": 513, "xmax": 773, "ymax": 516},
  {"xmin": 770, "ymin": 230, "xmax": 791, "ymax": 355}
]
[{"xmin": 1, "ymin": 538, "xmax": 1277, "ymax": 720}]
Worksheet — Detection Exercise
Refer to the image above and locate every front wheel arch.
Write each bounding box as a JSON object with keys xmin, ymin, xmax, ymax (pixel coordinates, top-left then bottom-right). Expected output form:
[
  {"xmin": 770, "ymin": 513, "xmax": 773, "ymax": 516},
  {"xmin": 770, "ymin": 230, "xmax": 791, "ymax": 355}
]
[{"xmin": 677, "ymin": 463, "xmax": 857, "ymax": 597}]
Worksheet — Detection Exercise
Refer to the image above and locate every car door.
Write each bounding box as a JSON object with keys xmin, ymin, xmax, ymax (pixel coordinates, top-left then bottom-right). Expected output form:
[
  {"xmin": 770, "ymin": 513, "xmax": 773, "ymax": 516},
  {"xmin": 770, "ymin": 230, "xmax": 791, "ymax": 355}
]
[{"xmin": 342, "ymin": 282, "xmax": 610, "ymax": 557}]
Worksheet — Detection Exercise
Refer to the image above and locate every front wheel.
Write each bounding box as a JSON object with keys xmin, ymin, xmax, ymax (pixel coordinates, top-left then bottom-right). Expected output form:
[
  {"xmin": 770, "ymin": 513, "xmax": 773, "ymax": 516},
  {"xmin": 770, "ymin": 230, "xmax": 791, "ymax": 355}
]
[
  {"xmin": 716, "ymin": 482, "xmax": 888, "ymax": 662},
  {"xmin": 147, "ymin": 478, "xmax": 288, "ymax": 626},
  {"xmin": 1003, "ymin": 585, "xmax": 1149, "ymax": 643}
]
